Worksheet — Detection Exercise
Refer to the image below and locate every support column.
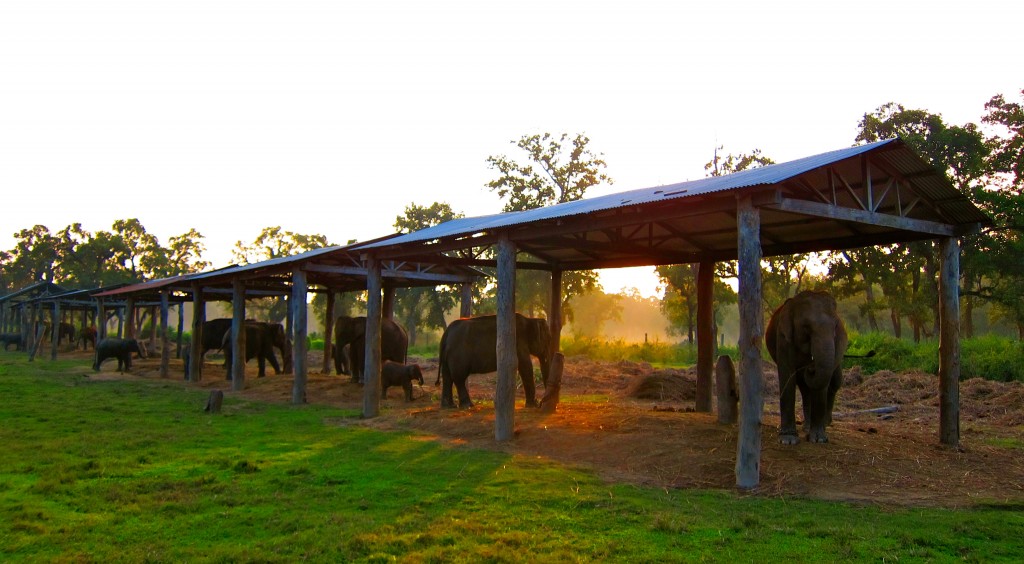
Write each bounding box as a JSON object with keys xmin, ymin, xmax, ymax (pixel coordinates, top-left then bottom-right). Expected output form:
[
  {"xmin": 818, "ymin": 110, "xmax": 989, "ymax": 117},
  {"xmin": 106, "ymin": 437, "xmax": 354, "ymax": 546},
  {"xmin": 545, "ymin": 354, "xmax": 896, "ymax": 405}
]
[
  {"xmin": 938, "ymin": 237, "xmax": 961, "ymax": 446},
  {"xmin": 284, "ymin": 295, "xmax": 294, "ymax": 373},
  {"xmin": 291, "ymin": 270, "xmax": 308, "ymax": 404},
  {"xmin": 549, "ymin": 269, "xmax": 562, "ymax": 355},
  {"xmin": 189, "ymin": 284, "xmax": 205, "ymax": 382},
  {"xmin": 322, "ymin": 291, "xmax": 335, "ymax": 374},
  {"xmin": 148, "ymin": 305, "xmax": 157, "ymax": 353},
  {"xmin": 231, "ymin": 280, "xmax": 247, "ymax": 390},
  {"xmin": 696, "ymin": 260, "xmax": 714, "ymax": 412},
  {"xmin": 362, "ymin": 257, "xmax": 383, "ymax": 417},
  {"xmin": 735, "ymin": 196, "xmax": 764, "ymax": 490},
  {"xmin": 460, "ymin": 283, "xmax": 473, "ymax": 318},
  {"xmin": 176, "ymin": 303, "xmax": 184, "ymax": 359},
  {"xmin": 495, "ymin": 235, "xmax": 517, "ymax": 442},
  {"xmin": 50, "ymin": 301, "xmax": 60, "ymax": 361},
  {"xmin": 382, "ymin": 285, "xmax": 395, "ymax": 320},
  {"xmin": 160, "ymin": 290, "xmax": 170, "ymax": 378}
]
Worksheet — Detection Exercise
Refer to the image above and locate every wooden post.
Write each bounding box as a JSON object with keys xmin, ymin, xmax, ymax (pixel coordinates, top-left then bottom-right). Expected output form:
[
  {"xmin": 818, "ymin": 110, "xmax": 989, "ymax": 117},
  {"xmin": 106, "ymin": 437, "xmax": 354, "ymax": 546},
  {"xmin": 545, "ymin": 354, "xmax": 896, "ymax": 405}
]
[
  {"xmin": 382, "ymin": 285, "xmax": 395, "ymax": 320},
  {"xmin": 322, "ymin": 291, "xmax": 335, "ymax": 374},
  {"xmin": 291, "ymin": 269, "xmax": 308, "ymax": 404},
  {"xmin": 735, "ymin": 195, "xmax": 764, "ymax": 490},
  {"xmin": 938, "ymin": 237, "xmax": 961, "ymax": 446},
  {"xmin": 549, "ymin": 269, "xmax": 562, "ymax": 355},
  {"xmin": 460, "ymin": 283, "xmax": 473, "ymax": 318},
  {"xmin": 283, "ymin": 295, "xmax": 294, "ymax": 373},
  {"xmin": 50, "ymin": 301, "xmax": 60, "ymax": 360},
  {"xmin": 231, "ymin": 280, "xmax": 247, "ymax": 390},
  {"xmin": 96, "ymin": 298, "xmax": 106, "ymax": 341},
  {"xmin": 190, "ymin": 284, "xmax": 205, "ymax": 382},
  {"xmin": 716, "ymin": 355, "xmax": 738, "ymax": 424},
  {"xmin": 115, "ymin": 305, "xmax": 124, "ymax": 338},
  {"xmin": 495, "ymin": 235, "xmax": 517, "ymax": 442},
  {"xmin": 696, "ymin": 260, "xmax": 714, "ymax": 412},
  {"xmin": 125, "ymin": 296, "xmax": 136, "ymax": 339},
  {"xmin": 25, "ymin": 303, "xmax": 37, "ymax": 354},
  {"xmin": 362, "ymin": 257, "xmax": 383, "ymax": 417},
  {"xmin": 539, "ymin": 352, "xmax": 565, "ymax": 413},
  {"xmin": 176, "ymin": 302, "xmax": 184, "ymax": 359},
  {"xmin": 160, "ymin": 290, "xmax": 170, "ymax": 378},
  {"xmin": 148, "ymin": 305, "xmax": 157, "ymax": 353}
]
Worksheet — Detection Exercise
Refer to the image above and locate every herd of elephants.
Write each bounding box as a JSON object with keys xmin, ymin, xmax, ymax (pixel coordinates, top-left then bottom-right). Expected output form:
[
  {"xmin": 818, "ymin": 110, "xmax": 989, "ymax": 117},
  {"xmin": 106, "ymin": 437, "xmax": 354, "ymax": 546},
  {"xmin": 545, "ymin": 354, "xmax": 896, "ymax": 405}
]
[{"xmin": 2, "ymin": 290, "xmax": 852, "ymax": 445}]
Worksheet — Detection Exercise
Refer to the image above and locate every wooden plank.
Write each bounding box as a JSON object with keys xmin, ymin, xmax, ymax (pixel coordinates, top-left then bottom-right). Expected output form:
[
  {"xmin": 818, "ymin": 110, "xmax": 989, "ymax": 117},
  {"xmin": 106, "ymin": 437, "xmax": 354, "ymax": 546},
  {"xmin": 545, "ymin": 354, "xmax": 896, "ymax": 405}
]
[
  {"xmin": 291, "ymin": 269, "xmax": 308, "ymax": 404},
  {"xmin": 766, "ymin": 197, "xmax": 957, "ymax": 236},
  {"xmin": 322, "ymin": 291, "xmax": 335, "ymax": 374},
  {"xmin": 695, "ymin": 260, "xmax": 714, "ymax": 412},
  {"xmin": 160, "ymin": 290, "xmax": 170, "ymax": 378},
  {"xmin": 362, "ymin": 257, "xmax": 382, "ymax": 417},
  {"xmin": 231, "ymin": 280, "xmax": 246, "ymax": 390},
  {"xmin": 495, "ymin": 235, "xmax": 517, "ymax": 442},
  {"xmin": 735, "ymin": 195, "xmax": 764, "ymax": 490},
  {"xmin": 190, "ymin": 284, "xmax": 205, "ymax": 382},
  {"xmin": 938, "ymin": 237, "xmax": 961, "ymax": 446}
]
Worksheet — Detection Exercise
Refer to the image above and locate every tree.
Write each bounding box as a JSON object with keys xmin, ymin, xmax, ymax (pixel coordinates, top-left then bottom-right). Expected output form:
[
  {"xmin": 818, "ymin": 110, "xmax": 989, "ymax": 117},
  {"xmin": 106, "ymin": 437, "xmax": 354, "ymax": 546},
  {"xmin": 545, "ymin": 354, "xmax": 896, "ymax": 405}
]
[
  {"xmin": 566, "ymin": 290, "xmax": 623, "ymax": 339},
  {"xmin": 485, "ymin": 133, "xmax": 612, "ymax": 323},
  {"xmin": 392, "ymin": 202, "xmax": 465, "ymax": 345},
  {"xmin": 233, "ymin": 227, "xmax": 331, "ymax": 322}
]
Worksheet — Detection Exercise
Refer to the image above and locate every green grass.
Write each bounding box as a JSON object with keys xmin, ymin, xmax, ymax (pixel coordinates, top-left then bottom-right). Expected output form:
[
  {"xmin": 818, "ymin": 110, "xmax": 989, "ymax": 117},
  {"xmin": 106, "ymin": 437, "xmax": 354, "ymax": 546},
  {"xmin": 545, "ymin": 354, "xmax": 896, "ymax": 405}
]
[{"xmin": 2, "ymin": 353, "xmax": 1022, "ymax": 562}]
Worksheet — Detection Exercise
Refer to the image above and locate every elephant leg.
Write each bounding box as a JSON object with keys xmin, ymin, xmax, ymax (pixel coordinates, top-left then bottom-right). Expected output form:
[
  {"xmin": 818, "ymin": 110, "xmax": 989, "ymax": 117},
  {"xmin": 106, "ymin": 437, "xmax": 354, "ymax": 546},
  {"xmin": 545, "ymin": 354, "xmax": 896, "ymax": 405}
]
[
  {"xmin": 455, "ymin": 376, "xmax": 474, "ymax": 408},
  {"xmin": 777, "ymin": 359, "xmax": 800, "ymax": 445},
  {"xmin": 440, "ymin": 369, "xmax": 457, "ymax": 408},
  {"xmin": 266, "ymin": 347, "xmax": 281, "ymax": 375},
  {"xmin": 825, "ymin": 368, "xmax": 842, "ymax": 426},
  {"xmin": 256, "ymin": 354, "xmax": 267, "ymax": 378},
  {"xmin": 796, "ymin": 372, "xmax": 812, "ymax": 432},
  {"xmin": 804, "ymin": 386, "xmax": 830, "ymax": 443},
  {"xmin": 518, "ymin": 356, "xmax": 538, "ymax": 408}
]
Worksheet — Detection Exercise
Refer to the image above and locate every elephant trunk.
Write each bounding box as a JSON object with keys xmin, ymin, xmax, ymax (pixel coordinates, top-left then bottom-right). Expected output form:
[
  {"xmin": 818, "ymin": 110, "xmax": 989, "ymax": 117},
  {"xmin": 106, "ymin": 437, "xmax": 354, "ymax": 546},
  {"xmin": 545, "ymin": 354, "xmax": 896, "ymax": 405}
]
[{"xmin": 809, "ymin": 330, "xmax": 836, "ymax": 390}]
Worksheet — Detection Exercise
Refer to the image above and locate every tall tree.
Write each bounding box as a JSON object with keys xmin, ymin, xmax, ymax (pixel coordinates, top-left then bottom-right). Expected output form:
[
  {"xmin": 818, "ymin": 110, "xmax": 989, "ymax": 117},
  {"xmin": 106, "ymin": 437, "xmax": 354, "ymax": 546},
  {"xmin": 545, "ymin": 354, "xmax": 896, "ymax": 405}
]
[
  {"xmin": 485, "ymin": 133, "xmax": 611, "ymax": 323},
  {"xmin": 392, "ymin": 202, "xmax": 465, "ymax": 345},
  {"xmin": 233, "ymin": 227, "xmax": 331, "ymax": 322}
]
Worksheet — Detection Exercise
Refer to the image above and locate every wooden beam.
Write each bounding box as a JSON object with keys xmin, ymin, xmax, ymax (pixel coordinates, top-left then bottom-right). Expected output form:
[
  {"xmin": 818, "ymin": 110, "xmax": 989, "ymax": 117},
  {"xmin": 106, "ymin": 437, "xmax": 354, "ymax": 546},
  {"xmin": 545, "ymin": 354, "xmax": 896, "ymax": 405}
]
[
  {"xmin": 291, "ymin": 269, "xmax": 308, "ymax": 404},
  {"xmin": 302, "ymin": 263, "xmax": 477, "ymax": 284},
  {"xmin": 231, "ymin": 280, "xmax": 247, "ymax": 390},
  {"xmin": 735, "ymin": 195, "xmax": 764, "ymax": 490},
  {"xmin": 362, "ymin": 256, "xmax": 383, "ymax": 417},
  {"xmin": 695, "ymin": 260, "xmax": 714, "ymax": 412},
  {"xmin": 495, "ymin": 235, "xmax": 517, "ymax": 442},
  {"xmin": 938, "ymin": 237, "xmax": 961, "ymax": 446},
  {"xmin": 765, "ymin": 197, "xmax": 958, "ymax": 236}
]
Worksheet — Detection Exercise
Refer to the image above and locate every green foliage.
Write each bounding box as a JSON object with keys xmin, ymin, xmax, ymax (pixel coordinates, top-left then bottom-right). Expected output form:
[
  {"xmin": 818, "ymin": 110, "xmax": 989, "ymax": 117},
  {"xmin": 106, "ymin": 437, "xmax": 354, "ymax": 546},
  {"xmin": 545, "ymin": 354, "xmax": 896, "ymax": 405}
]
[
  {"xmin": 560, "ymin": 335, "xmax": 738, "ymax": 367},
  {"xmin": 1, "ymin": 356, "xmax": 1023, "ymax": 561},
  {"xmin": 846, "ymin": 332, "xmax": 1024, "ymax": 382}
]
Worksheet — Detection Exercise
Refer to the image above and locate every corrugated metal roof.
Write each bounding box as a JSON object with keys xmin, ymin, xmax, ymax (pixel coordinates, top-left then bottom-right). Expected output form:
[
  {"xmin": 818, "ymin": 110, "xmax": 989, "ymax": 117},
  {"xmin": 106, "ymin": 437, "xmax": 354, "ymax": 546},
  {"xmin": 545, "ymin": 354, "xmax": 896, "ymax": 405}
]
[{"xmin": 356, "ymin": 139, "xmax": 902, "ymax": 250}]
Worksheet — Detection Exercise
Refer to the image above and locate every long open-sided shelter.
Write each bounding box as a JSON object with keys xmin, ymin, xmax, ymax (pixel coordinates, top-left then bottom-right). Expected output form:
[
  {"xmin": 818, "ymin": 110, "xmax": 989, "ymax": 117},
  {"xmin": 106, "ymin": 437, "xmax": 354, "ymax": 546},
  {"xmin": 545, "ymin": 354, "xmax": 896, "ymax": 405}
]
[
  {"xmin": 352, "ymin": 138, "xmax": 991, "ymax": 489},
  {"xmin": 93, "ymin": 243, "xmax": 481, "ymax": 403}
]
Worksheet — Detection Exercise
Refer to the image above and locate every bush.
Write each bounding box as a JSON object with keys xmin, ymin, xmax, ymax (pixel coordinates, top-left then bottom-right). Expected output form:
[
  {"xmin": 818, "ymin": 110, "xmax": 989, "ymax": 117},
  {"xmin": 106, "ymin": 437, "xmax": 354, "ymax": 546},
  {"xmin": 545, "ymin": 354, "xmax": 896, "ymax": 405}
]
[{"xmin": 846, "ymin": 332, "xmax": 1024, "ymax": 382}]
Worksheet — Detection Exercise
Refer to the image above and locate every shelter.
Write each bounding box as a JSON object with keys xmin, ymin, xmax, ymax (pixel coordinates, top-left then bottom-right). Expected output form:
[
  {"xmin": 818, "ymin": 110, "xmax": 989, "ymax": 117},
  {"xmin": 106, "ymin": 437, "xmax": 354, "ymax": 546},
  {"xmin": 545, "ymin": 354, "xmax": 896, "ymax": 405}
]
[
  {"xmin": 93, "ymin": 244, "xmax": 481, "ymax": 398},
  {"xmin": 352, "ymin": 138, "xmax": 991, "ymax": 489}
]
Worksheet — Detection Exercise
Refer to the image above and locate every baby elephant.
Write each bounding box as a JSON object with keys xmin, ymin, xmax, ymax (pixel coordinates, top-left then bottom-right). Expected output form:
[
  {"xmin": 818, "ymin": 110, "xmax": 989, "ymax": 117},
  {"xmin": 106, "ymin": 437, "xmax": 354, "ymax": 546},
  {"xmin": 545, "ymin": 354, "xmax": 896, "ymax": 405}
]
[
  {"xmin": 381, "ymin": 361, "xmax": 424, "ymax": 402},
  {"xmin": 93, "ymin": 338, "xmax": 146, "ymax": 373}
]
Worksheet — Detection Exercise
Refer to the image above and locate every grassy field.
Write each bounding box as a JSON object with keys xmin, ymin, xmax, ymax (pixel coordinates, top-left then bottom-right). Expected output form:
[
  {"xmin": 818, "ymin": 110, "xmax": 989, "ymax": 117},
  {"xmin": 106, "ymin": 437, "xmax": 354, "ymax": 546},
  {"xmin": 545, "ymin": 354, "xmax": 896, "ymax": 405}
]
[{"xmin": 1, "ymin": 354, "xmax": 1022, "ymax": 562}]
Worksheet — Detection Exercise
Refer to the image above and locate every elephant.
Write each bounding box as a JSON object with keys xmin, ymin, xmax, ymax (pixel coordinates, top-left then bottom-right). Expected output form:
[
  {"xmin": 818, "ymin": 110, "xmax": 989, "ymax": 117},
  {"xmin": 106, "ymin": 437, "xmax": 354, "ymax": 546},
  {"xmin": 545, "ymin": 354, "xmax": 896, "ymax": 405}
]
[
  {"xmin": 333, "ymin": 316, "xmax": 408, "ymax": 383},
  {"xmin": 0, "ymin": 333, "xmax": 24, "ymax": 351},
  {"xmin": 93, "ymin": 337, "xmax": 146, "ymax": 373},
  {"xmin": 57, "ymin": 322, "xmax": 76, "ymax": 345},
  {"xmin": 198, "ymin": 318, "xmax": 235, "ymax": 362},
  {"xmin": 766, "ymin": 290, "xmax": 848, "ymax": 445},
  {"xmin": 436, "ymin": 313, "xmax": 551, "ymax": 409},
  {"xmin": 78, "ymin": 326, "xmax": 97, "ymax": 350},
  {"xmin": 381, "ymin": 361, "xmax": 424, "ymax": 401},
  {"xmin": 221, "ymin": 321, "xmax": 292, "ymax": 379}
]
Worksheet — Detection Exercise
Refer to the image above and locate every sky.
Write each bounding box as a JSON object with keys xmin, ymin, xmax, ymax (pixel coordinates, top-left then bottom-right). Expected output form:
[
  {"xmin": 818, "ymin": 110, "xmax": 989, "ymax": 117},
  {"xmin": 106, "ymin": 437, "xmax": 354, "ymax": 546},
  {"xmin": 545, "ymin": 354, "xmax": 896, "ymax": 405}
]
[{"xmin": 1, "ymin": 0, "xmax": 1020, "ymax": 298}]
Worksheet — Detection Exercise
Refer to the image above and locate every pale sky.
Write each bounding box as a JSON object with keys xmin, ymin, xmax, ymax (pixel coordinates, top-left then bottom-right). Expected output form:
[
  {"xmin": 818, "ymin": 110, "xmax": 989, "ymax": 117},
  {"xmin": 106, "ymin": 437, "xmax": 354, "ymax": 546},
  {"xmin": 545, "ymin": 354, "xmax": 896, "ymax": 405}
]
[{"xmin": 1, "ymin": 0, "xmax": 1020, "ymax": 298}]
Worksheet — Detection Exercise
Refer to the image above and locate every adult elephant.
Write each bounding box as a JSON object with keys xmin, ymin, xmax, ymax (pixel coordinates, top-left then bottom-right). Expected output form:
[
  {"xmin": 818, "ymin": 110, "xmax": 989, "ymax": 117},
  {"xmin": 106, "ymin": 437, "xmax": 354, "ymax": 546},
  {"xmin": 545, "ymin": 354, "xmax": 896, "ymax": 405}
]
[
  {"xmin": 437, "ymin": 313, "xmax": 551, "ymax": 409},
  {"xmin": 199, "ymin": 318, "xmax": 235, "ymax": 361},
  {"xmin": 57, "ymin": 322, "xmax": 76, "ymax": 345},
  {"xmin": 78, "ymin": 326, "xmax": 97, "ymax": 350},
  {"xmin": 333, "ymin": 316, "xmax": 408, "ymax": 383},
  {"xmin": 766, "ymin": 290, "xmax": 848, "ymax": 445},
  {"xmin": 222, "ymin": 321, "xmax": 292, "ymax": 379}
]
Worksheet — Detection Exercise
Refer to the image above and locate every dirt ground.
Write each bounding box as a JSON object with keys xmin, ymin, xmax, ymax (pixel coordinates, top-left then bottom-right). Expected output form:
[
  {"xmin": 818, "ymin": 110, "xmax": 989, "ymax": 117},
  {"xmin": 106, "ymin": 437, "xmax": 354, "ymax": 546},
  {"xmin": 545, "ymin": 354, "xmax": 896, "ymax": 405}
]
[{"xmin": 81, "ymin": 347, "xmax": 1024, "ymax": 508}]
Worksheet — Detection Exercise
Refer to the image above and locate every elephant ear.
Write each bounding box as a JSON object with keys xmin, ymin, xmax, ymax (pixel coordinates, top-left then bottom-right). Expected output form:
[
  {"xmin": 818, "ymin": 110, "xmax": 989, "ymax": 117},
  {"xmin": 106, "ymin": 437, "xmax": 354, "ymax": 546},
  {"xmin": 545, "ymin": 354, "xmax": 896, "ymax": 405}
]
[{"xmin": 775, "ymin": 300, "xmax": 796, "ymax": 350}]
